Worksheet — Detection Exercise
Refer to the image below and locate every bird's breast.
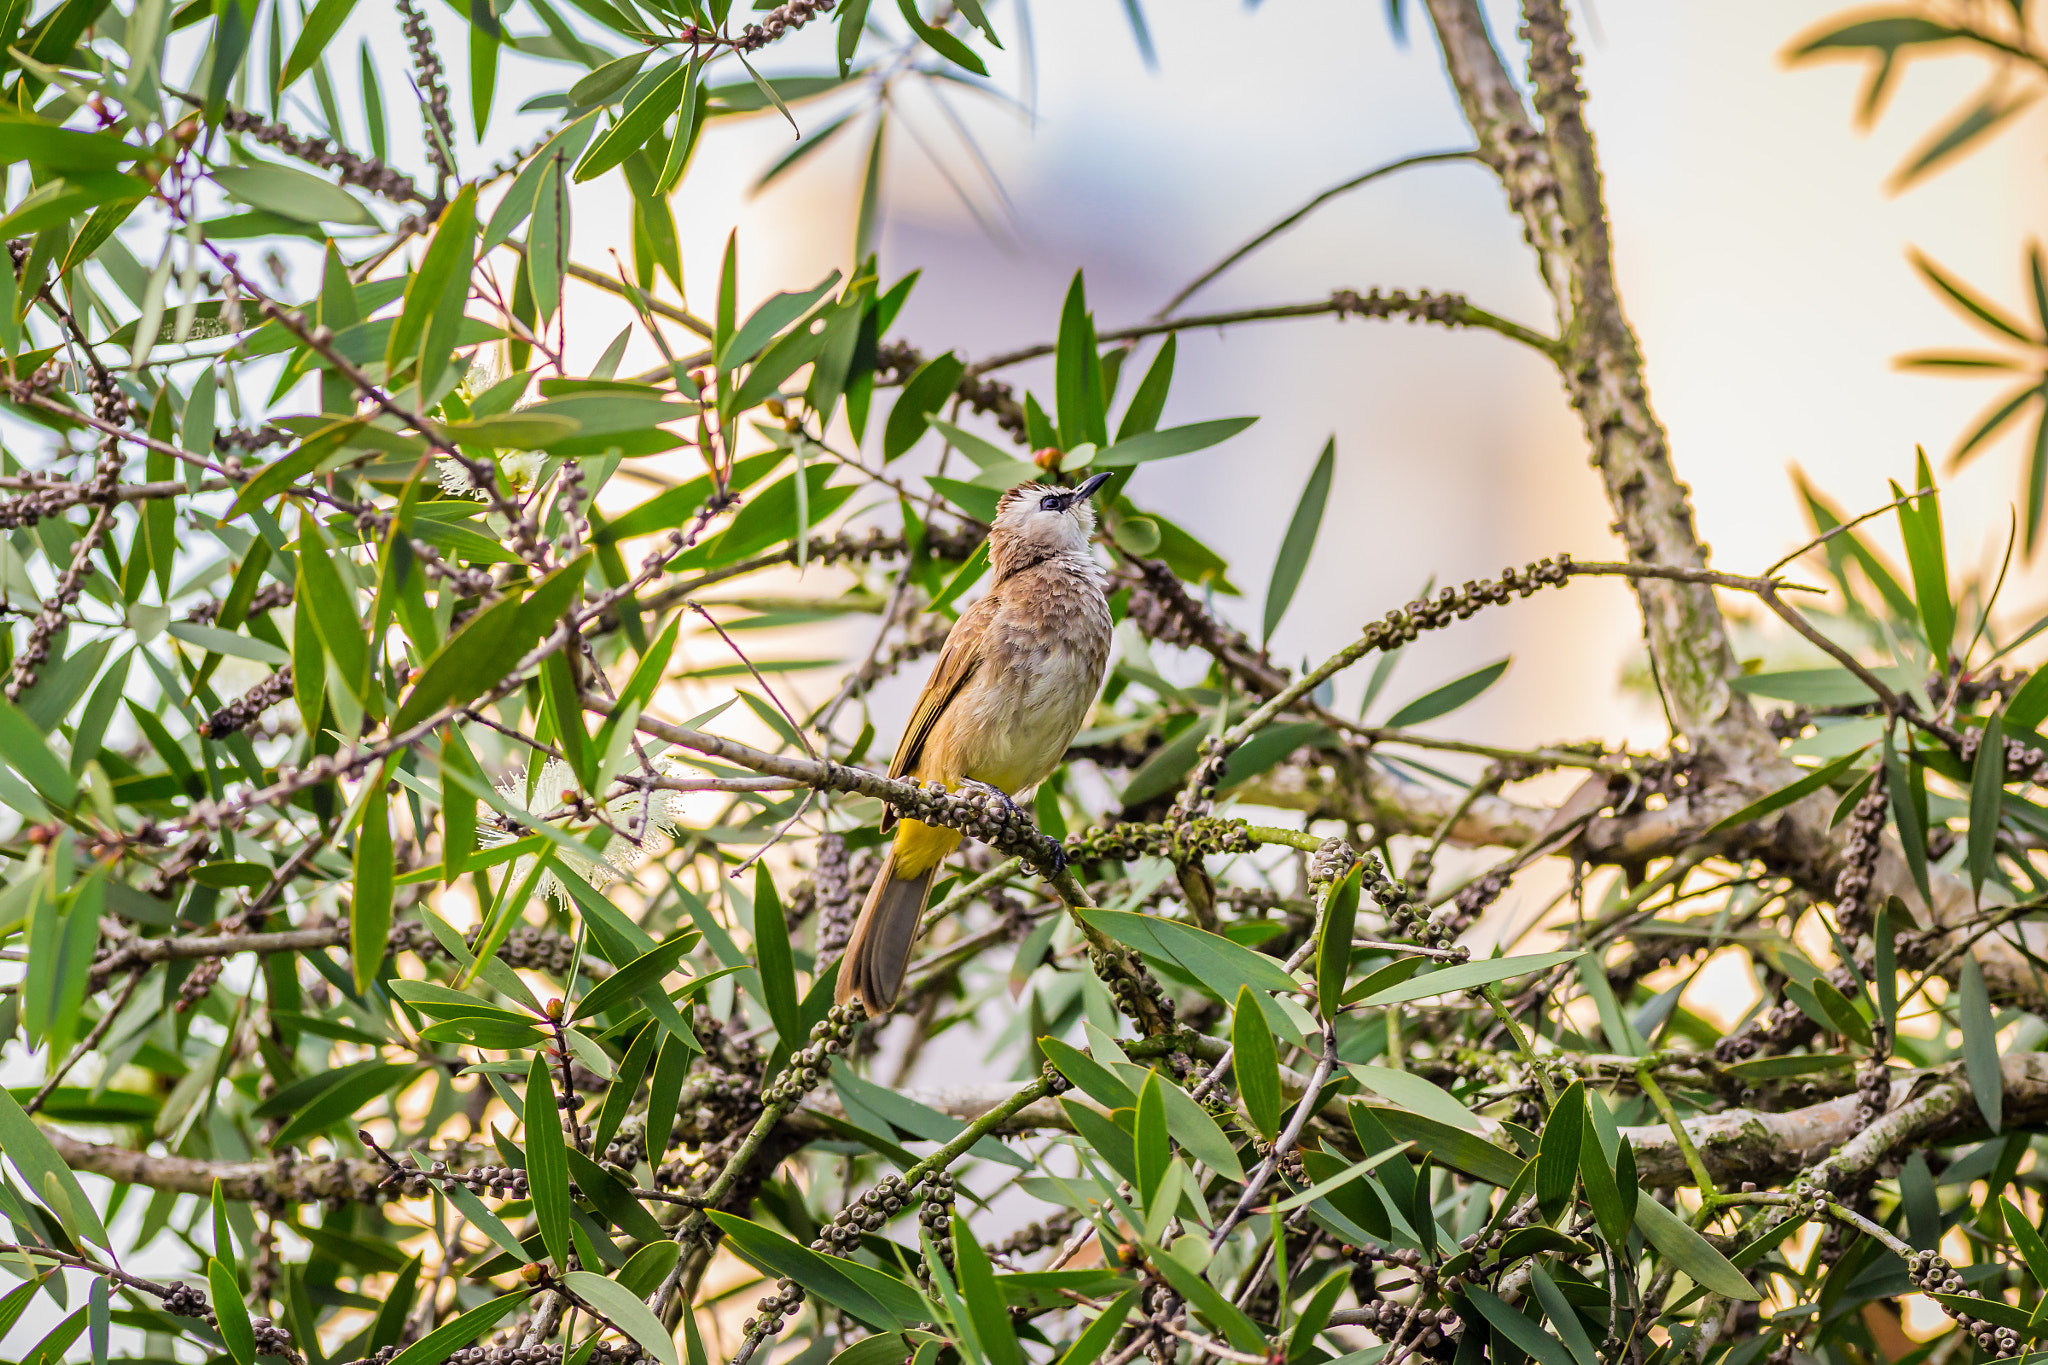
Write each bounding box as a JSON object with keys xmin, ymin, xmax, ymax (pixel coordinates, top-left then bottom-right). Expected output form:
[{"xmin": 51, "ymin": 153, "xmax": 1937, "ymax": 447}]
[{"xmin": 930, "ymin": 561, "xmax": 1111, "ymax": 795}]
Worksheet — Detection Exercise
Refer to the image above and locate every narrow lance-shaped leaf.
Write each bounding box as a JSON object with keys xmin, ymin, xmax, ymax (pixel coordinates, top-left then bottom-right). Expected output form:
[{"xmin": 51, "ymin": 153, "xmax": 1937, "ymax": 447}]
[
  {"xmin": 1134, "ymin": 1070, "xmax": 1169, "ymax": 1211},
  {"xmin": 1578, "ymin": 1108, "xmax": 1634, "ymax": 1247},
  {"xmin": 1316, "ymin": 858, "xmax": 1359, "ymax": 1019},
  {"xmin": 560, "ymin": 1272, "xmax": 680, "ymax": 1365},
  {"xmin": 209, "ymin": 1259, "xmax": 255, "ymax": 1365},
  {"xmin": 1264, "ymin": 436, "xmax": 1335, "ymax": 643},
  {"xmin": 1884, "ymin": 731, "xmax": 1932, "ymax": 908},
  {"xmin": 1232, "ymin": 984, "xmax": 1282, "ymax": 1142},
  {"xmin": 950, "ymin": 1218, "xmax": 1024, "ymax": 1365},
  {"xmin": 1969, "ymin": 711, "xmax": 2005, "ymax": 893},
  {"xmin": 752, "ymin": 862, "xmax": 801, "ymax": 1048},
  {"xmin": 1957, "ymin": 951, "xmax": 2003, "ymax": 1131},
  {"xmin": 1535, "ymin": 1080, "xmax": 1584, "ymax": 1223},
  {"xmin": 1893, "ymin": 463, "xmax": 1954, "ymax": 664},
  {"xmin": 1387, "ymin": 657, "xmax": 1510, "ymax": 728},
  {"xmin": 1874, "ymin": 897, "xmax": 1901, "ymax": 1048},
  {"xmin": 352, "ymin": 760, "xmax": 393, "ymax": 994},
  {"xmin": 525, "ymin": 1052, "xmax": 574, "ymax": 1267}
]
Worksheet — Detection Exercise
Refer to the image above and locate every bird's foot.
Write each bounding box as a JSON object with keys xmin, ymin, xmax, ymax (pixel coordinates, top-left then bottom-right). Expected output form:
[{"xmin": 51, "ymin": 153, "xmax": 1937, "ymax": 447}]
[
  {"xmin": 959, "ymin": 778, "xmax": 1026, "ymax": 823},
  {"xmin": 959, "ymin": 779, "xmax": 1066, "ymax": 877}
]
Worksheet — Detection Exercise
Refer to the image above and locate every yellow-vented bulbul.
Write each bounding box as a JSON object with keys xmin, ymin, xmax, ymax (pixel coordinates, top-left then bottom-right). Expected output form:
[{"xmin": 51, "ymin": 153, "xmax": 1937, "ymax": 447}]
[{"xmin": 835, "ymin": 472, "xmax": 1114, "ymax": 1015}]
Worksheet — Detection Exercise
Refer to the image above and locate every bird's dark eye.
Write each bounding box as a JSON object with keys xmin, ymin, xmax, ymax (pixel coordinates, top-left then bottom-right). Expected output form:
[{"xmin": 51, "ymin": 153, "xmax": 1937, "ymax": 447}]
[{"xmin": 1039, "ymin": 494, "xmax": 1063, "ymax": 512}]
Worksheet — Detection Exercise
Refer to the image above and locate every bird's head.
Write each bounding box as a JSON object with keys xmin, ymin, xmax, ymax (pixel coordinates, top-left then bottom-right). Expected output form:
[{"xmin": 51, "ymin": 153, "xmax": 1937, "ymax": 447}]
[{"xmin": 989, "ymin": 473, "xmax": 1111, "ymax": 567}]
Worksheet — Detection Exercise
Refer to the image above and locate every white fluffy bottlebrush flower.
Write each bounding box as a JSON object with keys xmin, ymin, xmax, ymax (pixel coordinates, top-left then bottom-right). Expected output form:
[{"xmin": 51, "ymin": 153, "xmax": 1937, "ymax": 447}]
[
  {"xmin": 436, "ymin": 353, "xmax": 546, "ymax": 499},
  {"xmin": 478, "ymin": 757, "xmax": 688, "ymax": 907},
  {"xmin": 435, "ymin": 448, "xmax": 545, "ymax": 500}
]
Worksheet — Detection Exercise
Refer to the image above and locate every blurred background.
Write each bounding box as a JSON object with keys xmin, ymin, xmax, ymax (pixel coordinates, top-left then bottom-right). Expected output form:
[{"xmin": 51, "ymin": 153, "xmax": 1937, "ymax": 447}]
[{"xmin": 354, "ymin": 0, "xmax": 2048, "ymax": 758}]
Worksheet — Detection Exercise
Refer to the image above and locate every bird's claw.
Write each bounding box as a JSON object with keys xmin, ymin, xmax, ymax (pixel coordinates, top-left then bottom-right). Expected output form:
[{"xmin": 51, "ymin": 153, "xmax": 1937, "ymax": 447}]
[{"xmin": 959, "ymin": 778, "xmax": 1025, "ymax": 822}]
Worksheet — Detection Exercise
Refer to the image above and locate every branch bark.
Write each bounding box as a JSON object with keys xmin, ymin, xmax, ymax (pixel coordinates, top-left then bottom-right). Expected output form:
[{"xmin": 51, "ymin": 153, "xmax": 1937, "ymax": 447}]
[{"xmin": 1418, "ymin": 0, "xmax": 2039, "ymax": 1008}]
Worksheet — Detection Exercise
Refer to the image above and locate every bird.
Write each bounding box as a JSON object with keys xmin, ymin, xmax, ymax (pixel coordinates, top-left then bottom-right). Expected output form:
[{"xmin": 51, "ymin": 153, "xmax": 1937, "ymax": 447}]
[{"xmin": 835, "ymin": 471, "xmax": 1116, "ymax": 1016}]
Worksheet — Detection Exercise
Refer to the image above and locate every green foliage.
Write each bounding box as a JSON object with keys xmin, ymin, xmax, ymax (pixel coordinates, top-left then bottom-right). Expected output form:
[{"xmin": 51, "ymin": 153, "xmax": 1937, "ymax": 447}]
[{"xmin": 1, "ymin": 2, "xmax": 2045, "ymax": 1365}]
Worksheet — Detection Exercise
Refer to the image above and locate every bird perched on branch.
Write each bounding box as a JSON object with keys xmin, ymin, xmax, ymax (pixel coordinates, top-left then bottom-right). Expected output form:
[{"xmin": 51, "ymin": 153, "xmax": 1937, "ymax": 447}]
[{"xmin": 836, "ymin": 472, "xmax": 1115, "ymax": 1015}]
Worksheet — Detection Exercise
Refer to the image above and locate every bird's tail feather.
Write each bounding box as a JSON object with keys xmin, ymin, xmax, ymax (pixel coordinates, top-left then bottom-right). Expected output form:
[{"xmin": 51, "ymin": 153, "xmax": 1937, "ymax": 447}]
[{"xmin": 834, "ymin": 845, "xmax": 935, "ymax": 1016}]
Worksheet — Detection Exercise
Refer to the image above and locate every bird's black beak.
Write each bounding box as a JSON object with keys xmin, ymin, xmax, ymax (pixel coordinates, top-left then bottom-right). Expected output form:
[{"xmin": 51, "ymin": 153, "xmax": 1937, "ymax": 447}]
[{"xmin": 1071, "ymin": 471, "xmax": 1113, "ymax": 504}]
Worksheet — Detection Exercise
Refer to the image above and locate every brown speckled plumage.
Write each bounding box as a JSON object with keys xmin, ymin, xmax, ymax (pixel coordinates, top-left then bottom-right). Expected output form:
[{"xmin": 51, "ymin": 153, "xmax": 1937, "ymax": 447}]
[{"xmin": 836, "ymin": 478, "xmax": 1114, "ymax": 1015}]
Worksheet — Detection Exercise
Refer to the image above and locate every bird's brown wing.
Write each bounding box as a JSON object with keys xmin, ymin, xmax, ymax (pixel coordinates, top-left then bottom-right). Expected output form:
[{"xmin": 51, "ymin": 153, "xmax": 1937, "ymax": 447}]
[{"xmin": 885, "ymin": 596, "xmax": 995, "ymax": 788}]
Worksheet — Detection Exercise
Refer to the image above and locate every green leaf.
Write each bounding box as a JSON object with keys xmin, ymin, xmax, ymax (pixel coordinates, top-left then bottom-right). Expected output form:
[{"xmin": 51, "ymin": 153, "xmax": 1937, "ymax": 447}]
[
  {"xmin": 1527, "ymin": 1262, "xmax": 1599, "ymax": 1365},
  {"xmin": 1535, "ymin": 1080, "xmax": 1584, "ymax": 1222},
  {"xmin": 1790, "ymin": 16, "xmax": 1961, "ymax": 54},
  {"xmin": 1464, "ymin": 1287, "xmax": 1571, "ymax": 1365},
  {"xmin": 1231, "ymin": 984, "xmax": 1282, "ymax": 1142},
  {"xmin": 296, "ymin": 521, "xmax": 371, "ymax": 706},
  {"xmin": 882, "ymin": 351, "xmax": 967, "ymax": 463},
  {"xmin": 1874, "ymin": 897, "xmax": 1901, "ymax": 1044},
  {"xmin": 1357, "ymin": 1103, "xmax": 1525, "ymax": 1187},
  {"xmin": 1316, "ymin": 859, "xmax": 1358, "ymax": 1019},
  {"xmin": 1386, "ymin": 657, "xmax": 1509, "ymax": 727},
  {"xmin": 1268, "ymin": 1143, "xmax": 1410, "ymax": 1212},
  {"xmin": 1116, "ymin": 335, "xmax": 1174, "ymax": 441},
  {"xmin": 0, "ymin": 112, "xmax": 140, "ymax": 171},
  {"xmin": 1578, "ymin": 1110, "xmax": 1635, "ymax": 1247},
  {"xmin": 1969, "ymin": 712, "xmax": 2005, "ymax": 893},
  {"xmin": 1958, "ymin": 951, "xmax": 2003, "ymax": 1131},
  {"xmin": 1910, "ymin": 250, "xmax": 2036, "ymax": 344},
  {"xmin": 1349, "ymin": 1064, "xmax": 1482, "ymax": 1133},
  {"xmin": 1895, "ymin": 465, "xmax": 1954, "ymax": 662},
  {"xmin": 1632, "ymin": 1192, "xmax": 1759, "ymax": 1299},
  {"xmin": 0, "ymin": 1083, "xmax": 109, "ymax": 1246},
  {"xmin": 1340, "ymin": 955, "xmax": 1428, "ymax": 1007},
  {"xmin": 1813, "ymin": 977, "xmax": 1874, "ymax": 1046},
  {"xmin": 561, "ymin": 1272, "xmax": 680, "ymax": 1365},
  {"xmin": 278, "ymin": 0, "xmax": 355, "ymax": 92},
  {"xmin": 387, "ymin": 1291, "xmax": 527, "ymax": 1365},
  {"xmin": 1134, "ymin": 1070, "xmax": 1169, "ymax": 1210},
  {"xmin": 1040, "ymin": 1036, "xmax": 1138, "ymax": 1110},
  {"xmin": 525, "ymin": 1052, "xmax": 574, "ymax": 1267},
  {"xmin": 1708, "ymin": 747, "xmax": 1867, "ymax": 835},
  {"xmin": 539, "ymin": 651, "xmax": 598, "ymax": 795},
  {"xmin": 1884, "ymin": 732, "xmax": 1933, "ymax": 909},
  {"xmin": 1054, "ymin": 272, "xmax": 1104, "ymax": 449},
  {"xmin": 1144, "ymin": 1243, "xmax": 1266, "ymax": 1355},
  {"xmin": 1352, "ymin": 949, "xmax": 1583, "ymax": 1006},
  {"xmin": 752, "ymin": 864, "xmax": 801, "ymax": 1048},
  {"xmin": 832, "ymin": 1069, "xmax": 1030, "ymax": 1168},
  {"xmin": 706, "ymin": 1212, "xmax": 923, "ymax": 1330},
  {"xmin": 0, "ymin": 695, "xmax": 76, "ymax": 807},
  {"xmin": 210, "ymin": 163, "xmax": 373, "ymax": 225},
  {"xmin": 392, "ymin": 185, "xmax": 478, "ymax": 393},
  {"xmin": 708, "ymin": 465, "xmax": 856, "ymax": 564},
  {"xmin": 951, "ymin": 1218, "xmax": 1023, "ymax": 1365},
  {"xmin": 1094, "ymin": 417, "xmax": 1257, "ymax": 469},
  {"xmin": 2004, "ymin": 662, "xmax": 2048, "ymax": 732},
  {"xmin": 1053, "ymin": 1288, "xmax": 1138, "ymax": 1365},
  {"xmin": 1076, "ymin": 908, "xmax": 1301, "ymax": 1001},
  {"xmin": 2002, "ymin": 1196, "xmax": 2048, "ymax": 1286},
  {"xmin": 571, "ymin": 935, "xmax": 699, "ymax": 1023},
  {"xmin": 208, "ymin": 1259, "xmax": 254, "ymax": 1365},
  {"xmin": 893, "ymin": 0, "xmax": 987, "ymax": 75},
  {"xmin": 575, "ymin": 57, "xmax": 688, "ymax": 182},
  {"xmin": 352, "ymin": 761, "xmax": 392, "ymax": 994},
  {"xmin": 393, "ymin": 553, "xmax": 590, "ymax": 731},
  {"xmin": 271, "ymin": 1062, "xmax": 420, "ymax": 1146},
  {"xmin": 1264, "ymin": 436, "xmax": 1334, "ymax": 643},
  {"xmin": 1895, "ymin": 90, "xmax": 2038, "ymax": 189}
]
